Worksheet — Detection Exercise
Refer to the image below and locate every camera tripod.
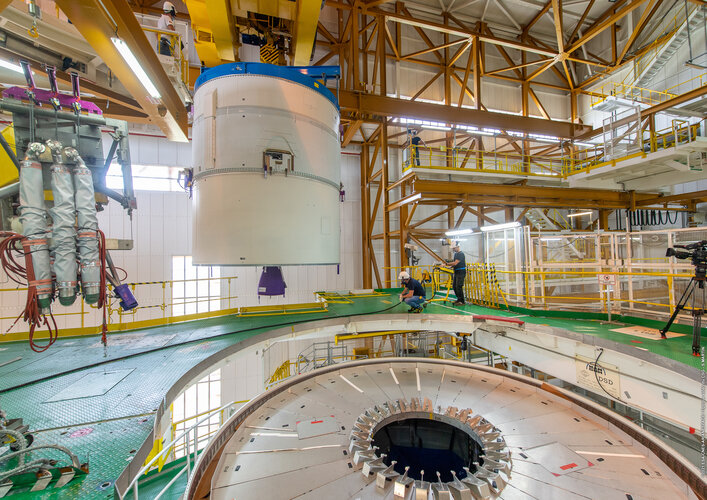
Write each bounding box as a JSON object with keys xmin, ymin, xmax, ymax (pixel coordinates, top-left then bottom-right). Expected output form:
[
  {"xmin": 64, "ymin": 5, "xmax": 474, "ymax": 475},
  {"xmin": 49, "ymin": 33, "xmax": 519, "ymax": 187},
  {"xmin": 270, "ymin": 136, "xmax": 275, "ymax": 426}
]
[{"xmin": 660, "ymin": 266, "xmax": 706, "ymax": 356}]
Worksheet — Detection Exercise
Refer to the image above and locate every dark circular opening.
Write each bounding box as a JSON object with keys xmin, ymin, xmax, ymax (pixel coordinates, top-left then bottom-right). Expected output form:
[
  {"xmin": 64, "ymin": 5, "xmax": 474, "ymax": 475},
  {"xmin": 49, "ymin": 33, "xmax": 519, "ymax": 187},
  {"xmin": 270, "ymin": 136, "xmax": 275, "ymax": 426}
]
[{"xmin": 371, "ymin": 418, "xmax": 484, "ymax": 482}]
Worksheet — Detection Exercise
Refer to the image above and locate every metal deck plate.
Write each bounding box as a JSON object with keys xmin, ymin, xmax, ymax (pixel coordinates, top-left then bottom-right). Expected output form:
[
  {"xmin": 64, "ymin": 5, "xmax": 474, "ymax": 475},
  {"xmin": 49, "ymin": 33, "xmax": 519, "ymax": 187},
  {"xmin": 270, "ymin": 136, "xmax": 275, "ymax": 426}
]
[
  {"xmin": 296, "ymin": 416, "xmax": 340, "ymax": 439},
  {"xmin": 44, "ymin": 369, "xmax": 135, "ymax": 402},
  {"xmin": 525, "ymin": 441, "xmax": 592, "ymax": 476}
]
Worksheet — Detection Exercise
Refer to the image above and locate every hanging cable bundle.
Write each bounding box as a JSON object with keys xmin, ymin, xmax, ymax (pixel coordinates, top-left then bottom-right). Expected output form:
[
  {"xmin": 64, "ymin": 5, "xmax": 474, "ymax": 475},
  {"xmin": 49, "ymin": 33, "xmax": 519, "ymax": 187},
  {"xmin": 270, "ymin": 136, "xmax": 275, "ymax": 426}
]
[
  {"xmin": 1, "ymin": 144, "xmax": 113, "ymax": 351},
  {"xmin": 0, "ymin": 232, "xmax": 58, "ymax": 352}
]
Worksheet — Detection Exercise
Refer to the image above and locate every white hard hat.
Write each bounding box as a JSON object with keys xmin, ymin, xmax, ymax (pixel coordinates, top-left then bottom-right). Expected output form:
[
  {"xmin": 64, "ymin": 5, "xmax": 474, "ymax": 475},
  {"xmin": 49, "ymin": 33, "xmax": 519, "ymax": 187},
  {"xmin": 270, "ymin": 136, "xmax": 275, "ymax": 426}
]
[
  {"xmin": 163, "ymin": 1, "xmax": 175, "ymax": 13},
  {"xmin": 399, "ymin": 271, "xmax": 410, "ymax": 280}
]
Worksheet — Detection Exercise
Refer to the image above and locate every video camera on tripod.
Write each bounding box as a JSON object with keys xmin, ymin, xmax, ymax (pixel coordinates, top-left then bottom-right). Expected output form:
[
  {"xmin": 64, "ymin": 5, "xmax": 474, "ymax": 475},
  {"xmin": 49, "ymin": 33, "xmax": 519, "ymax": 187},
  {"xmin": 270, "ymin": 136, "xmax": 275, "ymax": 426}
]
[
  {"xmin": 660, "ymin": 240, "xmax": 707, "ymax": 354},
  {"xmin": 665, "ymin": 240, "xmax": 707, "ymax": 279}
]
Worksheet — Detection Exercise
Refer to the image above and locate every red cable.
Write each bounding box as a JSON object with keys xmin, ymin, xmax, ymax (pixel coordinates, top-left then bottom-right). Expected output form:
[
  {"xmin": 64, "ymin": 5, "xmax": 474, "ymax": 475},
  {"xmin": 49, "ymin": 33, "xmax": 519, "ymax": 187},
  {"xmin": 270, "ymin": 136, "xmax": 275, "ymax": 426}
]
[
  {"xmin": 1, "ymin": 231, "xmax": 57, "ymax": 352},
  {"xmin": 1, "ymin": 227, "xmax": 112, "ymax": 351},
  {"xmin": 97, "ymin": 229, "xmax": 108, "ymax": 346}
]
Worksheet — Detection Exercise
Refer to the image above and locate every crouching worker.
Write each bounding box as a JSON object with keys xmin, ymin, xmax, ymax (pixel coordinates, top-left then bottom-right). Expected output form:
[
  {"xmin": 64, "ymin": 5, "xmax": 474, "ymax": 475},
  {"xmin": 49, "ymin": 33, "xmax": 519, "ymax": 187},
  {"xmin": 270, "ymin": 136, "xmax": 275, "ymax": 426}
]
[{"xmin": 399, "ymin": 271, "xmax": 427, "ymax": 313}]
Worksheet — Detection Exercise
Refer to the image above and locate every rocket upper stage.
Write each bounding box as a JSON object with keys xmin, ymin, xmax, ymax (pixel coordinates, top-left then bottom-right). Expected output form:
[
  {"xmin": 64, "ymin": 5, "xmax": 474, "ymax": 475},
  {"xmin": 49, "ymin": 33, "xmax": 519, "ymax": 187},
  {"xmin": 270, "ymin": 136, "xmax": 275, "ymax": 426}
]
[{"xmin": 191, "ymin": 62, "xmax": 341, "ymax": 266}]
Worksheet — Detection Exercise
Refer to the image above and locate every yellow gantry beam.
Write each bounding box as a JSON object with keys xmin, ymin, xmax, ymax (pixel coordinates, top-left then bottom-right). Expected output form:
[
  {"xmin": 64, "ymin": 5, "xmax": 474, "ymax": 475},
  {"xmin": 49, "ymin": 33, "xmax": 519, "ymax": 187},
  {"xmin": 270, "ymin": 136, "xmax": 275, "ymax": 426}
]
[
  {"xmin": 206, "ymin": 0, "xmax": 238, "ymax": 63},
  {"xmin": 55, "ymin": 0, "xmax": 188, "ymax": 142},
  {"xmin": 293, "ymin": 0, "xmax": 324, "ymax": 65}
]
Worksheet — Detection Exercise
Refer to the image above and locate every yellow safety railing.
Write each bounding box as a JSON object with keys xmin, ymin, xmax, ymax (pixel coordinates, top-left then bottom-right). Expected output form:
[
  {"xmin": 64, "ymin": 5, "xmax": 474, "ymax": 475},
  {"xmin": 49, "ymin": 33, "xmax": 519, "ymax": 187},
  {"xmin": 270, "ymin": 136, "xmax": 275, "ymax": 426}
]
[
  {"xmin": 563, "ymin": 119, "xmax": 704, "ymax": 177},
  {"xmin": 467, "ymin": 264, "xmax": 509, "ymax": 310},
  {"xmin": 631, "ymin": 4, "xmax": 698, "ymax": 86},
  {"xmin": 402, "ymin": 145, "xmax": 566, "ymax": 177},
  {"xmin": 142, "ymin": 26, "xmax": 190, "ymax": 89},
  {"xmin": 104, "ymin": 275, "xmax": 239, "ymax": 332},
  {"xmin": 400, "ymin": 117, "xmax": 703, "ymax": 180},
  {"xmin": 267, "ymin": 359, "xmax": 292, "ymax": 386},
  {"xmin": 385, "ymin": 262, "xmax": 701, "ymax": 324},
  {"xmin": 386, "ymin": 264, "xmax": 508, "ymax": 309},
  {"xmin": 492, "ymin": 269, "xmax": 698, "ymax": 316},
  {"xmin": 170, "ymin": 399, "xmax": 249, "ymax": 459},
  {"xmin": 589, "ymin": 5, "xmax": 702, "ymax": 108},
  {"xmin": 589, "ymin": 81, "xmax": 678, "ymax": 108}
]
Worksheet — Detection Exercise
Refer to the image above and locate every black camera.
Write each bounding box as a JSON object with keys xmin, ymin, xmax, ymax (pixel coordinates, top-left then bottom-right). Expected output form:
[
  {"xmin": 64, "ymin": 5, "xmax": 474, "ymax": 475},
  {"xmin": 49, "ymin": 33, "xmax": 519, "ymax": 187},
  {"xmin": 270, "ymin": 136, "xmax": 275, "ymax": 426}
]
[{"xmin": 666, "ymin": 240, "xmax": 707, "ymax": 278}]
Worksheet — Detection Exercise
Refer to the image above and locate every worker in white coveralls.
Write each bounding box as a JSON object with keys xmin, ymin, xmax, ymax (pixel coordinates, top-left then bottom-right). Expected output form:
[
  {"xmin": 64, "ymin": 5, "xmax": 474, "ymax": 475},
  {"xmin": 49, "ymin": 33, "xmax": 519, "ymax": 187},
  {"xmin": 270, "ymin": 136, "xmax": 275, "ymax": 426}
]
[{"xmin": 158, "ymin": 2, "xmax": 177, "ymax": 56}]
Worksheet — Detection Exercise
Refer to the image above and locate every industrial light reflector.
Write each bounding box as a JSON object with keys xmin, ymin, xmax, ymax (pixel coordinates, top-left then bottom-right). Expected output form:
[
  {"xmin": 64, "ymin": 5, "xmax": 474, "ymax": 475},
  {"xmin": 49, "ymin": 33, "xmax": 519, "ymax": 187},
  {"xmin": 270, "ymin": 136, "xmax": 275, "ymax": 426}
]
[
  {"xmin": 422, "ymin": 124, "xmax": 451, "ymax": 131},
  {"xmin": 568, "ymin": 211, "xmax": 593, "ymax": 217},
  {"xmin": 480, "ymin": 222, "xmax": 520, "ymax": 232},
  {"xmin": 445, "ymin": 228, "xmax": 474, "ymax": 236},
  {"xmin": 111, "ymin": 37, "xmax": 161, "ymax": 99},
  {"xmin": 0, "ymin": 59, "xmax": 24, "ymax": 74}
]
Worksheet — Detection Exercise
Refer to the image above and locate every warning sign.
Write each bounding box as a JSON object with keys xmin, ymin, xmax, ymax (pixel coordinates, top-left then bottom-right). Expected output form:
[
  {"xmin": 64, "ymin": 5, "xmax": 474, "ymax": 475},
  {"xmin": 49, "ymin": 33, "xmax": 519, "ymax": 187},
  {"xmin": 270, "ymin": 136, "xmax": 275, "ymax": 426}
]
[
  {"xmin": 597, "ymin": 274, "xmax": 617, "ymax": 285},
  {"xmin": 575, "ymin": 355, "xmax": 621, "ymax": 399}
]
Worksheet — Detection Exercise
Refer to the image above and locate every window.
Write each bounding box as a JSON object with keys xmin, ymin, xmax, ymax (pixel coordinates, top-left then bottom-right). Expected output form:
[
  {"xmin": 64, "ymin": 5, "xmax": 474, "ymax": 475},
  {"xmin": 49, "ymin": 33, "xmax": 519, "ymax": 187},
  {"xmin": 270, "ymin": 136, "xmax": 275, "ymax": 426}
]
[
  {"xmin": 106, "ymin": 163, "xmax": 183, "ymax": 192},
  {"xmin": 172, "ymin": 368, "xmax": 222, "ymax": 459},
  {"xmin": 172, "ymin": 256, "xmax": 221, "ymax": 316}
]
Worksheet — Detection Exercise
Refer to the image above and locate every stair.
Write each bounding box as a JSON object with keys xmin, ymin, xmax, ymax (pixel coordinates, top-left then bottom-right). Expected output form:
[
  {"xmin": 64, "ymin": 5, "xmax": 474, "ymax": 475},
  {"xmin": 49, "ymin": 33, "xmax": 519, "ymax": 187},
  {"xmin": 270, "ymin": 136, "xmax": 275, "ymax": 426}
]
[{"xmin": 633, "ymin": 9, "xmax": 704, "ymax": 92}]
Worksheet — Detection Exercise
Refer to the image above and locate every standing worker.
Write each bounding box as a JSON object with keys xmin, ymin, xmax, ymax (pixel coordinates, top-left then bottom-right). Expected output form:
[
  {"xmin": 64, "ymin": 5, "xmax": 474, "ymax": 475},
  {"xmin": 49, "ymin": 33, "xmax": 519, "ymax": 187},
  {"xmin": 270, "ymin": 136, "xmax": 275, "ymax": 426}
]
[
  {"xmin": 446, "ymin": 242, "xmax": 466, "ymax": 305},
  {"xmin": 409, "ymin": 130, "xmax": 426, "ymax": 166},
  {"xmin": 398, "ymin": 271, "xmax": 427, "ymax": 313},
  {"xmin": 158, "ymin": 2, "xmax": 177, "ymax": 56}
]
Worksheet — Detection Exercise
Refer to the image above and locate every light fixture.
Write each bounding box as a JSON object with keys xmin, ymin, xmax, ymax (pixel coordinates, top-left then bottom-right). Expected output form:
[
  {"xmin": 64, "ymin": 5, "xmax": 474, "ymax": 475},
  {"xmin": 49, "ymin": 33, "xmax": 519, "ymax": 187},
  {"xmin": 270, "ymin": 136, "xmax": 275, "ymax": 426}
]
[
  {"xmin": 400, "ymin": 193, "xmax": 421, "ymax": 204},
  {"xmin": 480, "ymin": 222, "xmax": 520, "ymax": 232},
  {"xmin": 445, "ymin": 228, "xmax": 474, "ymax": 236},
  {"xmin": 111, "ymin": 37, "xmax": 161, "ymax": 99},
  {"xmin": 422, "ymin": 124, "xmax": 452, "ymax": 131},
  {"xmin": 574, "ymin": 141, "xmax": 596, "ymax": 147},
  {"xmin": 568, "ymin": 211, "xmax": 593, "ymax": 217},
  {"xmin": 0, "ymin": 59, "xmax": 24, "ymax": 74}
]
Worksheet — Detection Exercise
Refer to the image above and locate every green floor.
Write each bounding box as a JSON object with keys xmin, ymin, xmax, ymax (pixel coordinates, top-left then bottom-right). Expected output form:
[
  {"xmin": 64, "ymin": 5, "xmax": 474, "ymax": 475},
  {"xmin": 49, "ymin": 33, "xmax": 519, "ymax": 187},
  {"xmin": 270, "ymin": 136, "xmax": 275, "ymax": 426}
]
[{"xmin": 0, "ymin": 289, "xmax": 704, "ymax": 498}]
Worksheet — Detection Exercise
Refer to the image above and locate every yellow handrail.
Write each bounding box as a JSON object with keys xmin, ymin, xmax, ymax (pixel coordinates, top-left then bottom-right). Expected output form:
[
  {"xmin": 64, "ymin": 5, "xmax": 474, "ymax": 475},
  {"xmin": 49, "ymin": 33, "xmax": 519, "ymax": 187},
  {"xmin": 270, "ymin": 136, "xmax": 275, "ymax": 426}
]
[
  {"xmin": 399, "ymin": 117, "xmax": 704, "ymax": 180},
  {"xmin": 141, "ymin": 26, "xmax": 190, "ymax": 88}
]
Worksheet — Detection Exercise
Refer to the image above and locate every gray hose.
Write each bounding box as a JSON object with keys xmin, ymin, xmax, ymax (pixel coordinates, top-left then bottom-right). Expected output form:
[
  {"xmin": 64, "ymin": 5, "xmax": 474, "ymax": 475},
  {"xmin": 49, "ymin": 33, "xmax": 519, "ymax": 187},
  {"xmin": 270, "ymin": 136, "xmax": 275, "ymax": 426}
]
[
  {"xmin": 0, "ymin": 443, "xmax": 80, "ymax": 468},
  {"xmin": 64, "ymin": 147, "xmax": 100, "ymax": 305},
  {"xmin": 19, "ymin": 143, "xmax": 53, "ymax": 310},
  {"xmin": 0, "ymin": 131, "xmax": 20, "ymax": 172},
  {"xmin": 0, "ymin": 429, "xmax": 27, "ymax": 466},
  {"xmin": 47, "ymin": 140, "xmax": 77, "ymax": 306},
  {"xmin": 0, "ymin": 459, "xmax": 53, "ymax": 482}
]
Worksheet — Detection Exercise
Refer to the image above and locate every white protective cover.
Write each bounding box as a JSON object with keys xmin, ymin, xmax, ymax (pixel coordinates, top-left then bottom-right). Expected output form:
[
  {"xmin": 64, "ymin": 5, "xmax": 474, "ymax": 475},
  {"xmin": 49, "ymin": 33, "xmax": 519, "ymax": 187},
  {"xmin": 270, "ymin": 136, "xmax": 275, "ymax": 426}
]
[{"xmin": 191, "ymin": 72, "xmax": 341, "ymax": 266}]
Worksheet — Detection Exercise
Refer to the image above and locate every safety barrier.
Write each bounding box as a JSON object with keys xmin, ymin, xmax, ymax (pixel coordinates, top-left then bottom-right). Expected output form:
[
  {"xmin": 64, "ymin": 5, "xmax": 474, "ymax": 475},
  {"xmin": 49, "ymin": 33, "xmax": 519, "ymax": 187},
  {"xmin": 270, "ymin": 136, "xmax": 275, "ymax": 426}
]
[
  {"xmin": 402, "ymin": 145, "xmax": 566, "ymax": 177},
  {"xmin": 120, "ymin": 399, "xmax": 247, "ymax": 500},
  {"xmin": 141, "ymin": 26, "xmax": 189, "ymax": 89},
  {"xmin": 400, "ymin": 116, "xmax": 705, "ymax": 179},
  {"xmin": 0, "ymin": 274, "xmax": 235, "ymax": 341},
  {"xmin": 264, "ymin": 331, "xmax": 484, "ymax": 390},
  {"xmin": 565, "ymin": 119, "xmax": 704, "ymax": 176}
]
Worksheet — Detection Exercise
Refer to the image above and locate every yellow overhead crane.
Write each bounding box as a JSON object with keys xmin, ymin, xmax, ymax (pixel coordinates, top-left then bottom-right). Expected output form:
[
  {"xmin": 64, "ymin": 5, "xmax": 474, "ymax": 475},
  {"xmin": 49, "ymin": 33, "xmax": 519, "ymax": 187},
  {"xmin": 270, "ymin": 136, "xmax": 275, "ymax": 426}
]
[
  {"xmin": 184, "ymin": 0, "xmax": 322, "ymax": 68},
  {"xmin": 184, "ymin": 0, "xmax": 240, "ymax": 67}
]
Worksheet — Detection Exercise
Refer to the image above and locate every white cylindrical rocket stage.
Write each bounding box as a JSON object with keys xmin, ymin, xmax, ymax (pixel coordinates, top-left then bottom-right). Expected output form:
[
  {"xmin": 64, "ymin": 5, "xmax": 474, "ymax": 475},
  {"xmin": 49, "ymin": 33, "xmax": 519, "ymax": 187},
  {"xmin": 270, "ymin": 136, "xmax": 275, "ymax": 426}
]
[{"xmin": 191, "ymin": 63, "xmax": 341, "ymax": 266}]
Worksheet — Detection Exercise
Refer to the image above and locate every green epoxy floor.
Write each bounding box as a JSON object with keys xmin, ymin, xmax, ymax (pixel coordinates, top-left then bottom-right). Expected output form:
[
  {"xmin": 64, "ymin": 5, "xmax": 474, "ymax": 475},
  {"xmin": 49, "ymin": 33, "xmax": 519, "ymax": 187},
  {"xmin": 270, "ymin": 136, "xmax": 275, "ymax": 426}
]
[{"xmin": 0, "ymin": 289, "xmax": 704, "ymax": 498}]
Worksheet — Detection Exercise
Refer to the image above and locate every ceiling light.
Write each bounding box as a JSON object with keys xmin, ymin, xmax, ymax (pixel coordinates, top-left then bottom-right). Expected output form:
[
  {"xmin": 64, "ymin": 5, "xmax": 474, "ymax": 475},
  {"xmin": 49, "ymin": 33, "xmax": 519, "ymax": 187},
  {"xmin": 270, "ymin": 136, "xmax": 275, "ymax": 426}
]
[
  {"xmin": 400, "ymin": 193, "xmax": 421, "ymax": 204},
  {"xmin": 445, "ymin": 228, "xmax": 474, "ymax": 236},
  {"xmin": 574, "ymin": 141, "xmax": 596, "ymax": 147},
  {"xmin": 111, "ymin": 37, "xmax": 161, "ymax": 99},
  {"xmin": 422, "ymin": 124, "xmax": 451, "ymax": 131},
  {"xmin": 568, "ymin": 211, "xmax": 593, "ymax": 217},
  {"xmin": 480, "ymin": 222, "xmax": 520, "ymax": 232},
  {"xmin": 0, "ymin": 59, "xmax": 24, "ymax": 74}
]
